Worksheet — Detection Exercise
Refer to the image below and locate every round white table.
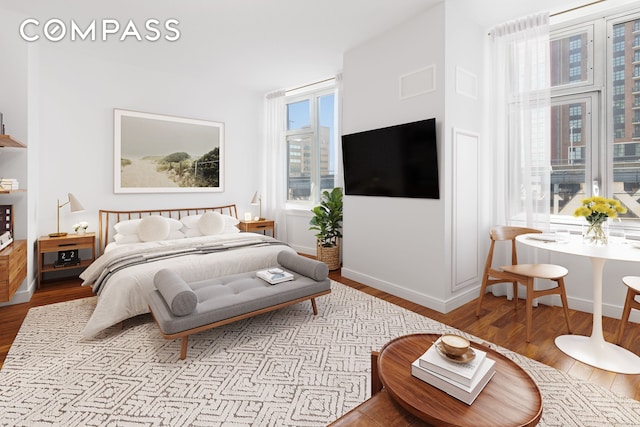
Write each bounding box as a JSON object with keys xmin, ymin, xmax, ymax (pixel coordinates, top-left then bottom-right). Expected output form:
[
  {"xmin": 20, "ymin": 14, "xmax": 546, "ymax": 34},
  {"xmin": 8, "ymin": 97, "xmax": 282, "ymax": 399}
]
[{"xmin": 516, "ymin": 233, "xmax": 640, "ymax": 374}]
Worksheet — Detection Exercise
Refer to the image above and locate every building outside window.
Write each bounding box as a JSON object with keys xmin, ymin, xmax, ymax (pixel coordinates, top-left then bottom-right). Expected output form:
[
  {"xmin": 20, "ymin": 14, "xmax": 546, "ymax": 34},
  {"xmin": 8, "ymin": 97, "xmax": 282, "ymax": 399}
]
[
  {"xmin": 285, "ymin": 85, "xmax": 337, "ymax": 207},
  {"xmin": 550, "ymin": 9, "xmax": 640, "ymax": 223}
]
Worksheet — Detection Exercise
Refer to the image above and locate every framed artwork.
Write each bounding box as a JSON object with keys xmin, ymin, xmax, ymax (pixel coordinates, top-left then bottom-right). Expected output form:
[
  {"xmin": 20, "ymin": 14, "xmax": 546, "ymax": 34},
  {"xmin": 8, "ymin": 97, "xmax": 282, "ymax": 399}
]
[{"xmin": 114, "ymin": 109, "xmax": 224, "ymax": 193}]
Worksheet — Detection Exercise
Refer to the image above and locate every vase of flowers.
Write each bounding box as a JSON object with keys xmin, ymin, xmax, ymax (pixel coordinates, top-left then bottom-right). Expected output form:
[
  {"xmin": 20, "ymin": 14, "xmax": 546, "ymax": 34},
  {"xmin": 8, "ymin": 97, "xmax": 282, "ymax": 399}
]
[
  {"xmin": 73, "ymin": 221, "xmax": 89, "ymax": 235},
  {"xmin": 574, "ymin": 197, "xmax": 626, "ymax": 246}
]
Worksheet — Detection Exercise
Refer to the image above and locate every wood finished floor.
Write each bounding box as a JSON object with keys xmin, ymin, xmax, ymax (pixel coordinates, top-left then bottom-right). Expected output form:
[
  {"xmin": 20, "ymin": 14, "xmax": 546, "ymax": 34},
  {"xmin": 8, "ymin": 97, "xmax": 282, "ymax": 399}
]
[{"xmin": 1, "ymin": 271, "xmax": 639, "ymax": 402}]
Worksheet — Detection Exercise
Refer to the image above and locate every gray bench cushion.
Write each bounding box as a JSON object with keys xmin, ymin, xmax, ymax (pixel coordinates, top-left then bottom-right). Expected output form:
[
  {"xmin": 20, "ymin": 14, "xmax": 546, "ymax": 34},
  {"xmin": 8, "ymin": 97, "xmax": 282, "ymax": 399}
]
[{"xmin": 148, "ymin": 256, "xmax": 331, "ymax": 335}]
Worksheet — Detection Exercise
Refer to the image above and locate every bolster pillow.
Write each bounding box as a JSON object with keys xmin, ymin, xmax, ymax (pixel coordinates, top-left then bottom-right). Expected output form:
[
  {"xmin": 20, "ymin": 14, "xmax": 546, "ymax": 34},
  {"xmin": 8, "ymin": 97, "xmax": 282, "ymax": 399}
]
[
  {"xmin": 277, "ymin": 251, "xmax": 329, "ymax": 281},
  {"xmin": 154, "ymin": 269, "xmax": 198, "ymax": 316}
]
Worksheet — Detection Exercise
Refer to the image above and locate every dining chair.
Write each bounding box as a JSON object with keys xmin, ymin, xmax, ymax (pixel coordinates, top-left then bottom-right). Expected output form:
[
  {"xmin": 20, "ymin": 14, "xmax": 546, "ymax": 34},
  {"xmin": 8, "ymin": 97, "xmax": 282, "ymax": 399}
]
[
  {"xmin": 475, "ymin": 226, "xmax": 572, "ymax": 342},
  {"xmin": 616, "ymin": 276, "xmax": 640, "ymax": 346}
]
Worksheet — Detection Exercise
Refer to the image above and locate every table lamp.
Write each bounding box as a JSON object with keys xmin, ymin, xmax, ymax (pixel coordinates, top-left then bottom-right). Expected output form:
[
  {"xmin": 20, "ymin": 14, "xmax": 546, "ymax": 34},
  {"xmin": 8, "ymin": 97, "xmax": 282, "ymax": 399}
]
[
  {"xmin": 49, "ymin": 193, "xmax": 85, "ymax": 237},
  {"xmin": 250, "ymin": 191, "xmax": 264, "ymax": 220}
]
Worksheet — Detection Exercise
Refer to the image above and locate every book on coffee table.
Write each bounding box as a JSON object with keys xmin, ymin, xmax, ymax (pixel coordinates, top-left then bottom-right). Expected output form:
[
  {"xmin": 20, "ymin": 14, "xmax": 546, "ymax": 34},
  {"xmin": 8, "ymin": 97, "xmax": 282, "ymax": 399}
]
[
  {"xmin": 418, "ymin": 340, "xmax": 488, "ymax": 387},
  {"xmin": 411, "ymin": 357, "xmax": 496, "ymax": 405},
  {"xmin": 257, "ymin": 268, "xmax": 294, "ymax": 285}
]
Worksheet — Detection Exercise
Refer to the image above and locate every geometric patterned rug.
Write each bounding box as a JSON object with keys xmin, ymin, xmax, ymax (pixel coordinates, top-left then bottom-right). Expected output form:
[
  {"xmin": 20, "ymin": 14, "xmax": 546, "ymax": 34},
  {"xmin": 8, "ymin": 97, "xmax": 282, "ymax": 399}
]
[{"xmin": 1, "ymin": 281, "xmax": 639, "ymax": 426}]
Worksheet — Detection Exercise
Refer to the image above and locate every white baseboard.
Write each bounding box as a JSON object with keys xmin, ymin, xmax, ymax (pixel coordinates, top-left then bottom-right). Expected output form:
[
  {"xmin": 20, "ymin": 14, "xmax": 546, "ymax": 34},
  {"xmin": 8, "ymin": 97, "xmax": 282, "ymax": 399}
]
[
  {"xmin": 341, "ymin": 267, "xmax": 478, "ymax": 313},
  {"xmin": 0, "ymin": 278, "xmax": 36, "ymax": 307}
]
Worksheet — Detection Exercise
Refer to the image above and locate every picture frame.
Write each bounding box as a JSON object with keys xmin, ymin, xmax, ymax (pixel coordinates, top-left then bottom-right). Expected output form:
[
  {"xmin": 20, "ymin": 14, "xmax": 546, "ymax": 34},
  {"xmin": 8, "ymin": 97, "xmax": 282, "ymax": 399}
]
[{"xmin": 114, "ymin": 109, "xmax": 225, "ymax": 193}]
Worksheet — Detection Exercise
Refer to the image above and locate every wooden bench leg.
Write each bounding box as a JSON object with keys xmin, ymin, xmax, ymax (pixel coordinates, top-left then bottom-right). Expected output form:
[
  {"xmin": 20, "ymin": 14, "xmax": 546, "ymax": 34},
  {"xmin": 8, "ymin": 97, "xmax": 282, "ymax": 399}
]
[
  {"xmin": 311, "ymin": 298, "xmax": 318, "ymax": 315},
  {"xmin": 180, "ymin": 336, "xmax": 189, "ymax": 360}
]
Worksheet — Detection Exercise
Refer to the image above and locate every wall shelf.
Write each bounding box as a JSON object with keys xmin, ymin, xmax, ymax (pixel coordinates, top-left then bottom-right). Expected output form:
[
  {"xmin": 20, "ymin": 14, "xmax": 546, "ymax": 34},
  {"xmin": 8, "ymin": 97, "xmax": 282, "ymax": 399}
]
[{"xmin": 0, "ymin": 135, "xmax": 26, "ymax": 148}]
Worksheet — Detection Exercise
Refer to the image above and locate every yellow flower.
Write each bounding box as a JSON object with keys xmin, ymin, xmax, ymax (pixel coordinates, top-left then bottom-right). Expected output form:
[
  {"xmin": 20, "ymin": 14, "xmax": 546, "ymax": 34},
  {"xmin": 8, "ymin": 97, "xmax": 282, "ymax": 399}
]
[{"xmin": 573, "ymin": 197, "xmax": 625, "ymax": 221}]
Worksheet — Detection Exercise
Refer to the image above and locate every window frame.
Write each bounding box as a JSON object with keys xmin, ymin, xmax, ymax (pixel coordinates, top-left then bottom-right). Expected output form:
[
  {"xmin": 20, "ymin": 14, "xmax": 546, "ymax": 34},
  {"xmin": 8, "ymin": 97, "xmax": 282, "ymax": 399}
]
[{"xmin": 284, "ymin": 85, "xmax": 337, "ymax": 209}]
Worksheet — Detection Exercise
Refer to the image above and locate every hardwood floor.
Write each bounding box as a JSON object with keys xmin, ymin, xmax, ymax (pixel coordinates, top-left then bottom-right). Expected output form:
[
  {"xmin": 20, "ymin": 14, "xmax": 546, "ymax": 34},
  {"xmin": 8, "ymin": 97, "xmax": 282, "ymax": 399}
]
[{"xmin": 1, "ymin": 272, "xmax": 639, "ymax": 402}]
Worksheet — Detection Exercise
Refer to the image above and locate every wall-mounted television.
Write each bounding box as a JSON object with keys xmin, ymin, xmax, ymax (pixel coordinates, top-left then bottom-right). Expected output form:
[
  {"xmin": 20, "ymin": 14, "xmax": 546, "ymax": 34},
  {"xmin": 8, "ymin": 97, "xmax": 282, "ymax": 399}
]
[{"xmin": 341, "ymin": 118, "xmax": 439, "ymax": 199}]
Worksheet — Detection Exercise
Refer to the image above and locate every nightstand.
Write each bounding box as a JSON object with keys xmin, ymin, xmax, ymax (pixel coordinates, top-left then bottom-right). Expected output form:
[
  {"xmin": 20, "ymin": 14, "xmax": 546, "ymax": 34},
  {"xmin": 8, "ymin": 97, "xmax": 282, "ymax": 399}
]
[
  {"xmin": 37, "ymin": 232, "xmax": 96, "ymax": 287},
  {"xmin": 238, "ymin": 219, "xmax": 275, "ymax": 238}
]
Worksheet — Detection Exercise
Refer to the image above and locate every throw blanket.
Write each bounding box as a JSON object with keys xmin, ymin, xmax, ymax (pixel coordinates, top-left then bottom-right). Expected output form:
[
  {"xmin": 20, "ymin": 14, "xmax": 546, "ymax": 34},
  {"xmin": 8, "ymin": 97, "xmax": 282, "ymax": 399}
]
[
  {"xmin": 88, "ymin": 239, "xmax": 286, "ymax": 295},
  {"xmin": 80, "ymin": 233, "xmax": 296, "ymax": 339}
]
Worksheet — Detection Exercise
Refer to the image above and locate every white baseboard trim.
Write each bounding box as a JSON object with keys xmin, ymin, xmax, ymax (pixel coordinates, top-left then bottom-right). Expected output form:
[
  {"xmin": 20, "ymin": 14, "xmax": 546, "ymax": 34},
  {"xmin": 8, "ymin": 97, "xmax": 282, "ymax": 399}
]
[
  {"xmin": 0, "ymin": 278, "xmax": 36, "ymax": 307},
  {"xmin": 341, "ymin": 267, "xmax": 479, "ymax": 313},
  {"xmin": 290, "ymin": 244, "xmax": 315, "ymax": 257}
]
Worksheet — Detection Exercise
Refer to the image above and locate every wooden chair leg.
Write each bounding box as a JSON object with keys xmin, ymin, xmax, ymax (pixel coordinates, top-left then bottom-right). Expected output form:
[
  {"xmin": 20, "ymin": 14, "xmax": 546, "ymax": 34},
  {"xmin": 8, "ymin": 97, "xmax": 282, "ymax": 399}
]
[
  {"xmin": 557, "ymin": 278, "xmax": 572, "ymax": 334},
  {"xmin": 513, "ymin": 280, "xmax": 518, "ymax": 311},
  {"xmin": 525, "ymin": 278, "xmax": 534, "ymax": 343},
  {"xmin": 180, "ymin": 336, "xmax": 189, "ymax": 360},
  {"xmin": 617, "ymin": 288, "xmax": 635, "ymax": 345},
  {"xmin": 475, "ymin": 277, "xmax": 489, "ymax": 317}
]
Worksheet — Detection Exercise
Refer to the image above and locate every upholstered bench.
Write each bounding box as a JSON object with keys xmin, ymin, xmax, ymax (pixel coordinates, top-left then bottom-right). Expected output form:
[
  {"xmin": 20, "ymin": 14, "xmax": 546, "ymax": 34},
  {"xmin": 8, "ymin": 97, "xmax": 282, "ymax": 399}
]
[{"xmin": 148, "ymin": 251, "xmax": 331, "ymax": 359}]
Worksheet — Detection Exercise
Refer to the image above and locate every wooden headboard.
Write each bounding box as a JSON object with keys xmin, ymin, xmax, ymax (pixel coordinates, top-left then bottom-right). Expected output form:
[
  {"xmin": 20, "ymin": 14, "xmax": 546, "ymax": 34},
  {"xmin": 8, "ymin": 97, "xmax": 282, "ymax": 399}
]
[{"xmin": 98, "ymin": 204, "xmax": 238, "ymax": 256}]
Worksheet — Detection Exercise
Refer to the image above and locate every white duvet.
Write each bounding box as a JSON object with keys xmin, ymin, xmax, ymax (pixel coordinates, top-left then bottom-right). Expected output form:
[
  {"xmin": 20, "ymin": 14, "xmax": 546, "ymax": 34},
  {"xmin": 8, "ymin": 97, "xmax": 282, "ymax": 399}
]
[{"xmin": 79, "ymin": 233, "xmax": 295, "ymax": 339}]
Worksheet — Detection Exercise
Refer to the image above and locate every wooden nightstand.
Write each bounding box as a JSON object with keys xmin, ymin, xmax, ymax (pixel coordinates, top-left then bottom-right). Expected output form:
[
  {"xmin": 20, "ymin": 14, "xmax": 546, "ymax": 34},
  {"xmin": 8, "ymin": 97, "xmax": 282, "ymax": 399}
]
[
  {"xmin": 0, "ymin": 240, "xmax": 27, "ymax": 302},
  {"xmin": 238, "ymin": 219, "xmax": 275, "ymax": 238},
  {"xmin": 37, "ymin": 233, "xmax": 96, "ymax": 287}
]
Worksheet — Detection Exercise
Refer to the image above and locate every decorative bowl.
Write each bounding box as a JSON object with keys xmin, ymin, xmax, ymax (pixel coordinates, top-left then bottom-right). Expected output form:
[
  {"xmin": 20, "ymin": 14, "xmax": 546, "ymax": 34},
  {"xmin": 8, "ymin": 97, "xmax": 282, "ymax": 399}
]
[{"xmin": 439, "ymin": 334, "xmax": 470, "ymax": 357}]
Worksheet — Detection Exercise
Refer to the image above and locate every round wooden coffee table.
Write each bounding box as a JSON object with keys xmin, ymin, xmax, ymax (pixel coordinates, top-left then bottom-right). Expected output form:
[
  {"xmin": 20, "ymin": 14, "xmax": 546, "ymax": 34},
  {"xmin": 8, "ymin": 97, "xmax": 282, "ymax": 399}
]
[{"xmin": 378, "ymin": 334, "xmax": 542, "ymax": 427}]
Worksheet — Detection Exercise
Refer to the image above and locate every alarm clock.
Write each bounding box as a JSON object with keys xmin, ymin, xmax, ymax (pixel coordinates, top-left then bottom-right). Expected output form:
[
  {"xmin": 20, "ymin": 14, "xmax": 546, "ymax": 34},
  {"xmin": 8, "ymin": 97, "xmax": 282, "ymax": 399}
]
[{"xmin": 55, "ymin": 249, "xmax": 80, "ymax": 267}]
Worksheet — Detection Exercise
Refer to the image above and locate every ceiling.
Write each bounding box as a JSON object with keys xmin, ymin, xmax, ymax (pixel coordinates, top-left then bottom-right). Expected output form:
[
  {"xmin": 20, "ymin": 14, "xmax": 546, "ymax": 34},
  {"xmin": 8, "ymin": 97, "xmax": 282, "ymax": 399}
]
[{"xmin": 0, "ymin": 0, "xmax": 596, "ymax": 93}]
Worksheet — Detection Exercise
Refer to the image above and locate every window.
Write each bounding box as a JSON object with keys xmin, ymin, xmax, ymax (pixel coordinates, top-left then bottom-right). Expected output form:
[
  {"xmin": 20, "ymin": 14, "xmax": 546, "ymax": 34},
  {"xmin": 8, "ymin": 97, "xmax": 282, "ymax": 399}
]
[
  {"xmin": 285, "ymin": 85, "xmax": 337, "ymax": 206},
  {"xmin": 551, "ymin": 9, "xmax": 640, "ymax": 224}
]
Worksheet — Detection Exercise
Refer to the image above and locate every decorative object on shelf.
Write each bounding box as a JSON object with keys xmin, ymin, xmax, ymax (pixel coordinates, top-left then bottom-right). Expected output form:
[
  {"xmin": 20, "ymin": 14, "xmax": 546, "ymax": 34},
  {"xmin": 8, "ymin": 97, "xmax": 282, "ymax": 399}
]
[
  {"xmin": 574, "ymin": 196, "xmax": 626, "ymax": 246},
  {"xmin": 251, "ymin": 191, "xmax": 264, "ymax": 220},
  {"xmin": 309, "ymin": 187, "xmax": 343, "ymax": 270},
  {"xmin": 0, "ymin": 112, "xmax": 3, "ymax": 135},
  {"xmin": 73, "ymin": 221, "xmax": 89, "ymax": 234},
  {"xmin": 49, "ymin": 193, "xmax": 86, "ymax": 237}
]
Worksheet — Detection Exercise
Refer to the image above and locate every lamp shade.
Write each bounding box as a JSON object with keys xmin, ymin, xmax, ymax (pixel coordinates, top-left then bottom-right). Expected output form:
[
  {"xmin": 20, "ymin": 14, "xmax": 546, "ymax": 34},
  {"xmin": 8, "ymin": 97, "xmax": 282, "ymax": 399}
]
[
  {"xmin": 250, "ymin": 191, "xmax": 260, "ymax": 205},
  {"xmin": 68, "ymin": 193, "xmax": 85, "ymax": 212}
]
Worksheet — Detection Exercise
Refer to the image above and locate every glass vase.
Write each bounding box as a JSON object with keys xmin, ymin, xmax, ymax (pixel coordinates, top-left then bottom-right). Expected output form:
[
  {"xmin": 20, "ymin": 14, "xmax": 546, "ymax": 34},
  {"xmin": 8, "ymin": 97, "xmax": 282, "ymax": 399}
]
[{"xmin": 582, "ymin": 220, "xmax": 609, "ymax": 246}]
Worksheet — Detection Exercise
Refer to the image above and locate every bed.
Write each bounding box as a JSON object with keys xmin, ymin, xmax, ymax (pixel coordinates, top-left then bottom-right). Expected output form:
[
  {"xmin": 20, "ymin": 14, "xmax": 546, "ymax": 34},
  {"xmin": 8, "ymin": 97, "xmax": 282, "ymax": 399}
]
[{"xmin": 79, "ymin": 205, "xmax": 295, "ymax": 339}]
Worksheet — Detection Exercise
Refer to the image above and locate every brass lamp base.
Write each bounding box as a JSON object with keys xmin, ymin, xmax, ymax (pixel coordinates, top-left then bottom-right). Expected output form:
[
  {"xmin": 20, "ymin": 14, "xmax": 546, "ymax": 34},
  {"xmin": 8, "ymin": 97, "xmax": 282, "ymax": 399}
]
[{"xmin": 48, "ymin": 232, "xmax": 68, "ymax": 238}]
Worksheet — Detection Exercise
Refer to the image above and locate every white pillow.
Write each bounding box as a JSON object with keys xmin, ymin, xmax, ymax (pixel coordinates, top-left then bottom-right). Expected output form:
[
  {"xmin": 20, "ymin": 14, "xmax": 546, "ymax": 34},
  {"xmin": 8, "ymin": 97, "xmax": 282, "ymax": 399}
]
[
  {"xmin": 181, "ymin": 214, "xmax": 202, "ymax": 229},
  {"xmin": 181, "ymin": 213, "xmax": 239, "ymax": 228},
  {"xmin": 184, "ymin": 228, "xmax": 203, "ymax": 238},
  {"xmin": 222, "ymin": 214, "xmax": 239, "ymax": 226},
  {"xmin": 114, "ymin": 218, "xmax": 141, "ymax": 235},
  {"xmin": 198, "ymin": 211, "xmax": 226, "ymax": 235},
  {"xmin": 167, "ymin": 230, "xmax": 185, "ymax": 240},
  {"xmin": 115, "ymin": 217, "xmax": 182, "ymax": 234},
  {"xmin": 114, "ymin": 233, "xmax": 141, "ymax": 244},
  {"xmin": 138, "ymin": 215, "xmax": 171, "ymax": 242}
]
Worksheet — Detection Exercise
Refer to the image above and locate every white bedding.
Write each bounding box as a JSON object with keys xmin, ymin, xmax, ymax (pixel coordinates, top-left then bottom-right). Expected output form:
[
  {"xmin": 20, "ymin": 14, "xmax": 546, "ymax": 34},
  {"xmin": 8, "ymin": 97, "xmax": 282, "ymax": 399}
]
[{"xmin": 79, "ymin": 233, "xmax": 295, "ymax": 339}]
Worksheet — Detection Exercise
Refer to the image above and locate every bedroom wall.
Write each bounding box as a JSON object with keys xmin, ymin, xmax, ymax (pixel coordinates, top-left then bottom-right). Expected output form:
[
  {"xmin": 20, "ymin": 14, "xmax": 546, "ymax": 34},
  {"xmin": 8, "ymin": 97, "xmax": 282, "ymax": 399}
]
[{"xmin": 0, "ymin": 16, "xmax": 266, "ymax": 302}]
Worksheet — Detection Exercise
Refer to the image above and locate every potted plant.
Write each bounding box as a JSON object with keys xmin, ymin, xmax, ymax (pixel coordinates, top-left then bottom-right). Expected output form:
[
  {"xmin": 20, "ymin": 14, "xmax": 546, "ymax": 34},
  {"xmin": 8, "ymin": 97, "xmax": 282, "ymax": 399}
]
[{"xmin": 309, "ymin": 187, "xmax": 343, "ymax": 270}]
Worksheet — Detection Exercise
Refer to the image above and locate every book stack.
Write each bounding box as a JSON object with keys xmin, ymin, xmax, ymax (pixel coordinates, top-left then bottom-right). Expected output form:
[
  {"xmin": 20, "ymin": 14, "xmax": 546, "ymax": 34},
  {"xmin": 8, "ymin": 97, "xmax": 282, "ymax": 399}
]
[
  {"xmin": 0, "ymin": 179, "xmax": 19, "ymax": 191},
  {"xmin": 256, "ymin": 268, "xmax": 294, "ymax": 285},
  {"xmin": 411, "ymin": 338, "xmax": 496, "ymax": 405}
]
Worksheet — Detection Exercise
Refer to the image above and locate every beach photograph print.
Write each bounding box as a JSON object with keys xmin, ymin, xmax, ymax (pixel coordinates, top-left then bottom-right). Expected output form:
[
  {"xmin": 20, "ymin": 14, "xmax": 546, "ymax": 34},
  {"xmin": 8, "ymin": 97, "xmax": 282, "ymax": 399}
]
[{"xmin": 114, "ymin": 109, "xmax": 224, "ymax": 193}]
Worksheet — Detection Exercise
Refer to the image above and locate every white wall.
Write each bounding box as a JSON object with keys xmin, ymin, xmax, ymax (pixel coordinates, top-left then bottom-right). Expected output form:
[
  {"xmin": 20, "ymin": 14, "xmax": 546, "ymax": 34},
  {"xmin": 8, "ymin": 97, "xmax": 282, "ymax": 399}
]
[
  {"xmin": 341, "ymin": 3, "xmax": 455, "ymax": 311},
  {"xmin": 0, "ymin": 13, "xmax": 266, "ymax": 302}
]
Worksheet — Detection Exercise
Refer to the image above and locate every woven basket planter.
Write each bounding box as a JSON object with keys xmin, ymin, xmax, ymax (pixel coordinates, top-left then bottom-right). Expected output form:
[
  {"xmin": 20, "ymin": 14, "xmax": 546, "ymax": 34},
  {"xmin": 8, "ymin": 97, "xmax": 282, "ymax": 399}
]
[{"xmin": 317, "ymin": 242, "xmax": 340, "ymax": 271}]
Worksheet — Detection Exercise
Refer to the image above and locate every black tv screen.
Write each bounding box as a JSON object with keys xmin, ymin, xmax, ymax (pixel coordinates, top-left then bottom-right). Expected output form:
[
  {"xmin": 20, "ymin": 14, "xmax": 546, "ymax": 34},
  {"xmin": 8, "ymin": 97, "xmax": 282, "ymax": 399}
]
[{"xmin": 341, "ymin": 118, "xmax": 439, "ymax": 199}]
